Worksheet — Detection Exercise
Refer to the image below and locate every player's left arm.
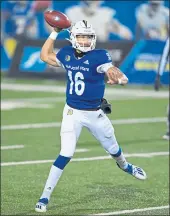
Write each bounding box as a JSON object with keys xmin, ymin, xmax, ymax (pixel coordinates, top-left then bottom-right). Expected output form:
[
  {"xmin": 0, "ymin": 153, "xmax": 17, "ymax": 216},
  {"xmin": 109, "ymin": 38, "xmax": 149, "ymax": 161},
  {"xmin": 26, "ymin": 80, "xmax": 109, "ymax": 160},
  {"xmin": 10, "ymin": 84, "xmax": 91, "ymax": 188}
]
[
  {"xmin": 97, "ymin": 63, "xmax": 128, "ymax": 85},
  {"xmin": 97, "ymin": 51, "xmax": 128, "ymax": 85},
  {"xmin": 106, "ymin": 65, "xmax": 128, "ymax": 85}
]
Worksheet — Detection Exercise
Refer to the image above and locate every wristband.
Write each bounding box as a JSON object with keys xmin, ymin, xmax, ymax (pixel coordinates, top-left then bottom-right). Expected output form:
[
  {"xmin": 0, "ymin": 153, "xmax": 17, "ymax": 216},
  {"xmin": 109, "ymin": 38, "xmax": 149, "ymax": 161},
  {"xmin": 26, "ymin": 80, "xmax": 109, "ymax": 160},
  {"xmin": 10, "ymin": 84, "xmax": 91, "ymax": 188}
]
[{"xmin": 49, "ymin": 32, "xmax": 58, "ymax": 40}]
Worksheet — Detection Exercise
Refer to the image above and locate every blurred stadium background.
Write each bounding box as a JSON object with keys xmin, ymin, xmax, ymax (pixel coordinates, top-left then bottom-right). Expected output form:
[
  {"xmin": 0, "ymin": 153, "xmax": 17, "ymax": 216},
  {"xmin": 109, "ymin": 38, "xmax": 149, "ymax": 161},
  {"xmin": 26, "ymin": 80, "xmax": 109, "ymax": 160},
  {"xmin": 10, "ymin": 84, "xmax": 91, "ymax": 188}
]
[{"xmin": 1, "ymin": 0, "xmax": 169, "ymax": 215}]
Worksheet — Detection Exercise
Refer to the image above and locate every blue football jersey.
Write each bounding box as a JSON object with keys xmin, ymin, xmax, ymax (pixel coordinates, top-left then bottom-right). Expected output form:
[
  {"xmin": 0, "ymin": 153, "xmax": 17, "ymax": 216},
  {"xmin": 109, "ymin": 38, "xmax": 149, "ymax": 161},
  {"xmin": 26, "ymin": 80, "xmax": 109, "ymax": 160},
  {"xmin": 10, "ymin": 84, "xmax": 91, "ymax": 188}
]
[{"xmin": 56, "ymin": 46, "xmax": 112, "ymax": 109}]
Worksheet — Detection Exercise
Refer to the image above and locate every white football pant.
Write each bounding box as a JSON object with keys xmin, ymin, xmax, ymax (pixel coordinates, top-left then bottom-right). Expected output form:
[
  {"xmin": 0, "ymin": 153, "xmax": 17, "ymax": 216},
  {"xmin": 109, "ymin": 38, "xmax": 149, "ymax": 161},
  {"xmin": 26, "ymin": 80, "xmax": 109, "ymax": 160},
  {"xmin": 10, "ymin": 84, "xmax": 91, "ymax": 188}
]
[{"xmin": 60, "ymin": 104, "xmax": 119, "ymax": 157}]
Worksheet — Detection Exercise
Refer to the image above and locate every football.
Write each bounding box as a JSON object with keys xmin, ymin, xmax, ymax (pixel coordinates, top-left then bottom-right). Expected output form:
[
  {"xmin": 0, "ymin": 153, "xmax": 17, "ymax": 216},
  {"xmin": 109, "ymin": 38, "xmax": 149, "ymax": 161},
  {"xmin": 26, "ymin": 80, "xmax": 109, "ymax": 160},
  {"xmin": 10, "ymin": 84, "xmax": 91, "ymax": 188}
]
[{"xmin": 44, "ymin": 10, "xmax": 71, "ymax": 29}]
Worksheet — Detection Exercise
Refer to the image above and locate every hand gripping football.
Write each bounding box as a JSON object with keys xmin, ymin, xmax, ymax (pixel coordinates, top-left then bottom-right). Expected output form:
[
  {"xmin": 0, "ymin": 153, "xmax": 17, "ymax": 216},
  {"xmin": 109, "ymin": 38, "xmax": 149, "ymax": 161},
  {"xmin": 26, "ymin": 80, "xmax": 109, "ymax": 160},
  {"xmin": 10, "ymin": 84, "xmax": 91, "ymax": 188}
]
[{"xmin": 44, "ymin": 10, "xmax": 71, "ymax": 29}]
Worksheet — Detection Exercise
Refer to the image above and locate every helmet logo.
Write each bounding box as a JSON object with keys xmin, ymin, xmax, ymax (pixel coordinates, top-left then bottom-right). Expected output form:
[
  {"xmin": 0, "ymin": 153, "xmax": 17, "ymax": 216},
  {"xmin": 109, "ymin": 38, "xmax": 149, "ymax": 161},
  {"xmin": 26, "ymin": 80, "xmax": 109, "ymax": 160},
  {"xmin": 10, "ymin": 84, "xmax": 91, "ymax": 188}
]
[{"xmin": 83, "ymin": 20, "xmax": 88, "ymax": 27}]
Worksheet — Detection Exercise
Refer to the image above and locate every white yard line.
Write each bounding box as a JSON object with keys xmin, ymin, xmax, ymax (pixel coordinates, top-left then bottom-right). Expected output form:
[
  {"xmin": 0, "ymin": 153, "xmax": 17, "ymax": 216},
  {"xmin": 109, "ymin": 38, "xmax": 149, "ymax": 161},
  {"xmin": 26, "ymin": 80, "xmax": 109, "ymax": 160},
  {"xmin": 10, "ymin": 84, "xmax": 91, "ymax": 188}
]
[
  {"xmin": 1, "ymin": 101, "xmax": 54, "ymax": 110},
  {"xmin": 1, "ymin": 83, "xmax": 168, "ymax": 98},
  {"xmin": 1, "ymin": 117, "xmax": 166, "ymax": 131},
  {"xmin": 106, "ymin": 89, "xmax": 168, "ymax": 98},
  {"xmin": 1, "ymin": 122, "xmax": 61, "ymax": 130},
  {"xmin": 111, "ymin": 117, "xmax": 166, "ymax": 124},
  {"xmin": 75, "ymin": 148, "xmax": 89, "ymax": 153},
  {"xmin": 2, "ymin": 97, "xmax": 65, "ymax": 103},
  {"xmin": 88, "ymin": 205, "xmax": 169, "ymax": 215},
  {"xmin": 1, "ymin": 152, "xmax": 169, "ymax": 167},
  {"xmin": 1, "ymin": 83, "xmax": 65, "ymax": 93},
  {"xmin": 0, "ymin": 146, "xmax": 87, "ymax": 152},
  {"xmin": 1, "ymin": 145, "xmax": 24, "ymax": 150}
]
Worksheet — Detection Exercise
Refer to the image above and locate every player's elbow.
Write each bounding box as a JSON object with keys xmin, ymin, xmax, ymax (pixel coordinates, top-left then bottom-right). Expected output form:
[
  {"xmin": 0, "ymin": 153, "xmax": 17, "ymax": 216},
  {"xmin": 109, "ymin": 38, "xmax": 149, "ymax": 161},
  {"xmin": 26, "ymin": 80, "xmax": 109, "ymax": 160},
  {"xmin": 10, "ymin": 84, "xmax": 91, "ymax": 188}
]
[{"xmin": 40, "ymin": 52, "xmax": 48, "ymax": 62}]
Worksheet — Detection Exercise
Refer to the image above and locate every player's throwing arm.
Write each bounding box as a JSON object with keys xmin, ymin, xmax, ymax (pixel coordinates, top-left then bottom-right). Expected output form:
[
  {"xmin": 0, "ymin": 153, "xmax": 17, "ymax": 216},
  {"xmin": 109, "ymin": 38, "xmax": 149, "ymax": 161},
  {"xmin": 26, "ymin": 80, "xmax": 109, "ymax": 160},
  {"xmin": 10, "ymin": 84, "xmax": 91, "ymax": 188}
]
[{"xmin": 40, "ymin": 10, "xmax": 71, "ymax": 67}]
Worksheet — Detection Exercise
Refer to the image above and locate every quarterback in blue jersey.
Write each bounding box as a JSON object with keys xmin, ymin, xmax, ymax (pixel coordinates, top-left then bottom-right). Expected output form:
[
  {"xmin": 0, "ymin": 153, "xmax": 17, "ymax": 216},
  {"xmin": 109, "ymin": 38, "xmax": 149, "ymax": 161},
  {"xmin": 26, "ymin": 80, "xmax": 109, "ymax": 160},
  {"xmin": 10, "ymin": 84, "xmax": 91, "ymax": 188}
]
[{"xmin": 35, "ymin": 20, "xmax": 147, "ymax": 213}]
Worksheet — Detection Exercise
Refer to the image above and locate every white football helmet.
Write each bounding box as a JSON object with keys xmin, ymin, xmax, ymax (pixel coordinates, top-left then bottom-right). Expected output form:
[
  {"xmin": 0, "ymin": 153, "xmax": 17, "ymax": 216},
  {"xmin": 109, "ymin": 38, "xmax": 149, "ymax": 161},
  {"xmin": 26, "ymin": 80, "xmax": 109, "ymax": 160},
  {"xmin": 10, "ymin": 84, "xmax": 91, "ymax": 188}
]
[{"xmin": 69, "ymin": 20, "xmax": 96, "ymax": 52}]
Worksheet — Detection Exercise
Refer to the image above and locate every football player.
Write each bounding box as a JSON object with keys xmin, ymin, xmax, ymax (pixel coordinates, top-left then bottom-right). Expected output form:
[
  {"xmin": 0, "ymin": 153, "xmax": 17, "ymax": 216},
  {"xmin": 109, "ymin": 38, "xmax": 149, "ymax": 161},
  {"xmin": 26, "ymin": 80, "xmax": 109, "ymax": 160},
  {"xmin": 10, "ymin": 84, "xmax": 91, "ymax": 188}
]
[
  {"xmin": 135, "ymin": 0, "xmax": 169, "ymax": 41},
  {"xmin": 35, "ymin": 20, "xmax": 147, "ymax": 213},
  {"xmin": 64, "ymin": 0, "xmax": 132, "ymax": 41}
]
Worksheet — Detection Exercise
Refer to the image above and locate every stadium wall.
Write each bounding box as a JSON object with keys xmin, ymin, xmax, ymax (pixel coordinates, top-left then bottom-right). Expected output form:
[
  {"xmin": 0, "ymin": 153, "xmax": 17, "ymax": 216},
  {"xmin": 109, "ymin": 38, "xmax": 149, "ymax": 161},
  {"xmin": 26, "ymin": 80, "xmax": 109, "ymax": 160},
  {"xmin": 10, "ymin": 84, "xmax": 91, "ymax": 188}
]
[{"xmin": 3, "ymin": 38, "xmax": 169, "ymax": 84}]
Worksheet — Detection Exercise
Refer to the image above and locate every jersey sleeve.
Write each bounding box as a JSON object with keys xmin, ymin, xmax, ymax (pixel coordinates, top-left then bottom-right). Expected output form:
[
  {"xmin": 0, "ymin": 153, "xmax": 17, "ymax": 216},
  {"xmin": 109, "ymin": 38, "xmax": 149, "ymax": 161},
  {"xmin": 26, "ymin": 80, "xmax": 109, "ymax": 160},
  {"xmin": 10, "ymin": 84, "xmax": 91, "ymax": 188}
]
[
  {"xmin": 96, "ymin": 50, "xmax": 113, "ymax": 73},
  {"xmin": 97, "ymin": 62, "xmax": 113, "ymax": 73},
  {"xmin": 56, "ymin": 47, "xmax": 67, "ymax": 67},
  {"xmin": 55, "ymin": 56, "xmax": 62, "ymax": 67}
]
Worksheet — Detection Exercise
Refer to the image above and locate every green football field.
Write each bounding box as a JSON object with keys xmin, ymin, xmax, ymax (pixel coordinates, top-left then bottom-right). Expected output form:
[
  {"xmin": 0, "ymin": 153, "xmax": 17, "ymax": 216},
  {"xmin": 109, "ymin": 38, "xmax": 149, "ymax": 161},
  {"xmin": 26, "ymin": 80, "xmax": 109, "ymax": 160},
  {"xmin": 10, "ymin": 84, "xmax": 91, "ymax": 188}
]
[{"xmin": 1, "ymin": 78, "xmax": 169, "ymax": 215}]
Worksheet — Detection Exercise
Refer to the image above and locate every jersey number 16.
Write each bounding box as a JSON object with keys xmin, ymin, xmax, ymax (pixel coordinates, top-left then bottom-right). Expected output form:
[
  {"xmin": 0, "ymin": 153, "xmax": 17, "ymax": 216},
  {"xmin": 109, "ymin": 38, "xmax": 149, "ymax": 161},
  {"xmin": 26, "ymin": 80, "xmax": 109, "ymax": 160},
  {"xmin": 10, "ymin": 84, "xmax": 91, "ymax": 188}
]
[{"xmin": 68, "ymin": 71, "xmax": 85, "ymax": 96}]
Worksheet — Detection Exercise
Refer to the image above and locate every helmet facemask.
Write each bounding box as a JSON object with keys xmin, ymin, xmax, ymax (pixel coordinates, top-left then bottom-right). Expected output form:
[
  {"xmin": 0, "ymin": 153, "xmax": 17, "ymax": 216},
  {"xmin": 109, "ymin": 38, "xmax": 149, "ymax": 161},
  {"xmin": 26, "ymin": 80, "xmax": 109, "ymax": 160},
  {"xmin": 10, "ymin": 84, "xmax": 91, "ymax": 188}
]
[{"xmin": 70, "ymin": 20, "xmax": 97, "ymax": 52}]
